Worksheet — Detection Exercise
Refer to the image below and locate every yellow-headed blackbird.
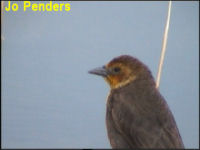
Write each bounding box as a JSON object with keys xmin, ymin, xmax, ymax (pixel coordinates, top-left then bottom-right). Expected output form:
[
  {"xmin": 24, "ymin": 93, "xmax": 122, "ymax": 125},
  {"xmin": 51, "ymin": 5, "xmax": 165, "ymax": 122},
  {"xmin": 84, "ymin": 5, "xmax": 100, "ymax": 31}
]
[{"xmin": 89, "ymin": 55, "xmax": 184, "ymax": 149}]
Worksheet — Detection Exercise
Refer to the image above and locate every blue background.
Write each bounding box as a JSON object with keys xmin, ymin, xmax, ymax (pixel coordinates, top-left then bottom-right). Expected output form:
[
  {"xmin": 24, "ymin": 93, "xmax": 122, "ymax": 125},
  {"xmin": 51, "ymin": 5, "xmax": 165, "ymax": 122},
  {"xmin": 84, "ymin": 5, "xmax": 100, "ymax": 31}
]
[{"xmin": 2, "ymin": 1, "xmax": 199, "ymax": 148}]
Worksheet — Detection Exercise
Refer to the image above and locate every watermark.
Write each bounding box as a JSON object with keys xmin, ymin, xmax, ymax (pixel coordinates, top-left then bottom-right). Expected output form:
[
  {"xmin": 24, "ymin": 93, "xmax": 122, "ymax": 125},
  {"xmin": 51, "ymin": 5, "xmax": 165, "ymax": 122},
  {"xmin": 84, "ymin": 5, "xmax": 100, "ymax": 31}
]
[{"xmin": 4, "ymin": 1, "xmax": 71, "ymax": 12}]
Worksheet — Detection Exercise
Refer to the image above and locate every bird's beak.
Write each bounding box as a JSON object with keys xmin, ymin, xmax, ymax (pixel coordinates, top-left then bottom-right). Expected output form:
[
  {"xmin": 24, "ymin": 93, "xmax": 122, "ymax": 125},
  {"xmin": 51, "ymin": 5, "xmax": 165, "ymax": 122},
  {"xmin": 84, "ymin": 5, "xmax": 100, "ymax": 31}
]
[{"xmin": 88, "ymin": 66, "xmax": 108, "ymax": 77}]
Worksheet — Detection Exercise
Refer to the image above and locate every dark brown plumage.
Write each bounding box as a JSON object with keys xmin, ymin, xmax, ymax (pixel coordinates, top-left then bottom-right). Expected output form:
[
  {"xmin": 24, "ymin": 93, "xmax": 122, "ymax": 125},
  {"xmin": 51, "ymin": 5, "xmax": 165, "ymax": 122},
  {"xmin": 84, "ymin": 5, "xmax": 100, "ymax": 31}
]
[{"xmin": 89, "ymin": 55, "xmax": 184, "ymax": 149}]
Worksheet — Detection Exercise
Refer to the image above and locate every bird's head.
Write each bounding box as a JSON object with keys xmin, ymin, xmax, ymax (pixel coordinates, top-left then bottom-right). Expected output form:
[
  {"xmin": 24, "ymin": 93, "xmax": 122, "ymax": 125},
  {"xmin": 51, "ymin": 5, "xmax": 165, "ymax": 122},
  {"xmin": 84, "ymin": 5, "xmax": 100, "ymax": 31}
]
[{"xmin": 89, "ymin": 55, "xmax": 153, "ymax": 89}]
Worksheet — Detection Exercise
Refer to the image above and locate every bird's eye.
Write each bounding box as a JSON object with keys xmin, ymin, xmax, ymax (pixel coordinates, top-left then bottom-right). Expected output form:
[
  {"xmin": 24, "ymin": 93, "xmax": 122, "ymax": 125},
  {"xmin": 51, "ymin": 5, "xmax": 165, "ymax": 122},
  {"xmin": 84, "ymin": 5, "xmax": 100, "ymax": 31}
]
[{"xmin": 113, "ymin": 67, "xmax": 121, "ymax": 73}]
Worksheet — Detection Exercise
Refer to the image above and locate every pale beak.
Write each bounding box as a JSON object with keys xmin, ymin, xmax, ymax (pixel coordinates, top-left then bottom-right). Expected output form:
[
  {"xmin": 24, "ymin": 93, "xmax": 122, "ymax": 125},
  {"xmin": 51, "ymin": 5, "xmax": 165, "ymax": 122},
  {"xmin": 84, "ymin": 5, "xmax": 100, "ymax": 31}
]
[{"xmin": 88, "ymin": 66, "xmax": 108, "ymax": 77}]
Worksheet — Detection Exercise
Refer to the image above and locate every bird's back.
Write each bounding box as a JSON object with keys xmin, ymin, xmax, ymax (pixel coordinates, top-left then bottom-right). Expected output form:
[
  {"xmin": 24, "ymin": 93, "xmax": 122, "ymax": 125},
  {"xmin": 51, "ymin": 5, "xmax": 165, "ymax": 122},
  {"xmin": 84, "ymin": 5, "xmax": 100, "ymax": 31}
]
[{"xmin": 106, "ymin": 79, "xmax": 184, "ymax": 149}]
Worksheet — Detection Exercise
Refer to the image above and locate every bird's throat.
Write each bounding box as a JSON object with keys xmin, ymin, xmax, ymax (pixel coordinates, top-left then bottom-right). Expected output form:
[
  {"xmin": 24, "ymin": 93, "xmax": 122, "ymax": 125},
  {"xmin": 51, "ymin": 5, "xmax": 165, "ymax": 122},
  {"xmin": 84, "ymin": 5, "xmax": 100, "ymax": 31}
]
[{"xmin": 105, "ymin": 75, "xmax": 137, "ymax": 89}]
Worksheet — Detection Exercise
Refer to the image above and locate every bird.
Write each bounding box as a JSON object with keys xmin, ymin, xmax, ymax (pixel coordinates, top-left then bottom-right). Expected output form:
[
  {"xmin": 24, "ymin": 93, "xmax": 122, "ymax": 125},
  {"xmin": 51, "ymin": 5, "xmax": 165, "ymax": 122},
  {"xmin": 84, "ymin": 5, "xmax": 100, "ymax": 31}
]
[{"xmin": 88, "ymin": 55, "xmax": 184, "ymax": 149}]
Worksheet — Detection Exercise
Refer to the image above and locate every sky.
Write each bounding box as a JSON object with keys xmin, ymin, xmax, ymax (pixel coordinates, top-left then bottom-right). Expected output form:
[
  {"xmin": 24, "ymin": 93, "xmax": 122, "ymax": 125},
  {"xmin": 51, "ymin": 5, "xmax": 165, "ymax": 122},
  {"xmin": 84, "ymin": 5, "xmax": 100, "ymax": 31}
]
[{"xmin": 1, "ymin": 1, "xmax": 199, "ymax": 148}]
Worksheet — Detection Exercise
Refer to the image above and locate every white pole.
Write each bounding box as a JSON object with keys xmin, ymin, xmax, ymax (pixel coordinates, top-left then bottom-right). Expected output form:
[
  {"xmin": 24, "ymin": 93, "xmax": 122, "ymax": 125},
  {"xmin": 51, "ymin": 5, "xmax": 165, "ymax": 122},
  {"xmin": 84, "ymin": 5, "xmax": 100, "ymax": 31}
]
[{"xmin": 156, "ymin": 1, "xmax": 172, "ymax": 89}]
